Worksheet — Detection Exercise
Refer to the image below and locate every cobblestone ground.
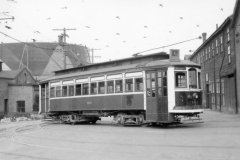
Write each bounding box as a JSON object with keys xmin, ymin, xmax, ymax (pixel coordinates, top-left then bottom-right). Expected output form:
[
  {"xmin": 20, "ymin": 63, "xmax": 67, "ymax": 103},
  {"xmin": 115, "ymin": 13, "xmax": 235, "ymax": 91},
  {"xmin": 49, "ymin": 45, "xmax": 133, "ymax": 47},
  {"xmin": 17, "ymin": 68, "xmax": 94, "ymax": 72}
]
[{"xmin": 0, "ymin": 110, "xmax": 240, "ymax": 160}]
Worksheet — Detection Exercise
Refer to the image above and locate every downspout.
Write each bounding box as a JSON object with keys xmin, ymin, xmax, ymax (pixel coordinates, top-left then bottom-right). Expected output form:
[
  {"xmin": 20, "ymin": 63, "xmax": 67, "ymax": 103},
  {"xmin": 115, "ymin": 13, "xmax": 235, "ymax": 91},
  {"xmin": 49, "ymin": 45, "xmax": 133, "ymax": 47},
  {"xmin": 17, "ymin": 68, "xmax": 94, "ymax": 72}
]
[{"xmin": 219, "ymin": 39, "xmax": 226, "ymax": 112}]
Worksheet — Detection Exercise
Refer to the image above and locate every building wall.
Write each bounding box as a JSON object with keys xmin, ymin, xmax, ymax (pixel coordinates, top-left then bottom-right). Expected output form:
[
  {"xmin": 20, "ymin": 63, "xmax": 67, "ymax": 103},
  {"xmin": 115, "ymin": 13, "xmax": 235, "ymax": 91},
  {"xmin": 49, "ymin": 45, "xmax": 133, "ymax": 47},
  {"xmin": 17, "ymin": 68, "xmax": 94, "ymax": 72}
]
[
  {"xmin": 0, "ymin": 80, "xmax": 9, "ymax": 116},
  {"xmin": 8, "ymin": 86, "xmax": 34, "ymax": 113},
  {"xmin": 191, "ymin": 20, "xmax": 237, "ymax": 114},
  {"xmin": 235, "ymin": 5, "xmax": 240, "ymax": 114}
]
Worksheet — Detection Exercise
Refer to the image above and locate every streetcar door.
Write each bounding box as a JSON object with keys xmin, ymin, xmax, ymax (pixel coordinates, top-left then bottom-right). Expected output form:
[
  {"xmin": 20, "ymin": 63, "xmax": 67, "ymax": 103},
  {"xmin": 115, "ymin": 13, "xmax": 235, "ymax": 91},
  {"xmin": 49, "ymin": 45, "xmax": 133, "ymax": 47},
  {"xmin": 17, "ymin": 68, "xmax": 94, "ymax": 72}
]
[{"xmin": 146, "ymin": 70, "xmax": 168, "ymax": 122}]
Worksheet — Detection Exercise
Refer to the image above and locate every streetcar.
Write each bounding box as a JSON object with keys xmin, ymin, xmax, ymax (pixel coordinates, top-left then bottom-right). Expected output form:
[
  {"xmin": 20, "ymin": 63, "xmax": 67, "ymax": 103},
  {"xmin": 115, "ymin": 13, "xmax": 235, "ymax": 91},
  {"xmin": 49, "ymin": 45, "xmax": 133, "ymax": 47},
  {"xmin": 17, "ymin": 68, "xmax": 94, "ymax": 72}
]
[{"xmin": 39, "ymin": 49, "xmax": 203, "ymax": 125}]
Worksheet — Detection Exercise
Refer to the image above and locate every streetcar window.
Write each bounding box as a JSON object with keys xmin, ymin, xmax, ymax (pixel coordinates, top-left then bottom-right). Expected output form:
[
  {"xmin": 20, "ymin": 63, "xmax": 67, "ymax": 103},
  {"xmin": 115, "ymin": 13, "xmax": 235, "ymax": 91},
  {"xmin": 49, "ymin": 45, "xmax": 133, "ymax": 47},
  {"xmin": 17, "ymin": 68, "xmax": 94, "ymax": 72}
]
[
  {"xmin": 56, "ymin": 86, "xmax": 61, "ymax": 97},
  {"xmin": 175, "ymin": 72, "xmax": 187, "ymax": 88},
  {"xmin": 135, "ymin": 78, "xmax": 143, "ymax": 91},
  {"xmin": 62, "ymin": 86, "xmax": 67, "ymax": 97},
  {"xmin": 115, "ymin": 80, "xmax": 123, "ymax": 93},
  {"xmin": 50, "ymin": 87, "xmax": 55, "ymax": 98},
  {"xmin": 98, "ymin": 82, "xmax": 105, "ymax": 94},
  {"xmin": 125, "ymin": 79, "xmax": 133, "ymax": 92},
  {"xmin": 107, "ymin": 81, "xmax": 114, "ymax": 93},
  {"xmin": 68, "ymin": 85, "xmax": 74, "ymax": 96},
  {"xmin": 189, "ymin": 68, "xmax": 197, "ymax": 89},
  {"xmin": 146, "ymin": 78, "xmax": 151, "ymax": 89},
  {"xmin": 75, "ymin": 84, "xmax": 82, "ymax": 95},
  {"xmin": 151, "ymin": 75, "xmax": 156, "ymax": 97},
  {"xmin": 83, "ymin": 83, "xmax": 89, "ymax": 95},
  {"xmin": 90, "ymin": 83, "xmax": 97, "ymax": 95}
]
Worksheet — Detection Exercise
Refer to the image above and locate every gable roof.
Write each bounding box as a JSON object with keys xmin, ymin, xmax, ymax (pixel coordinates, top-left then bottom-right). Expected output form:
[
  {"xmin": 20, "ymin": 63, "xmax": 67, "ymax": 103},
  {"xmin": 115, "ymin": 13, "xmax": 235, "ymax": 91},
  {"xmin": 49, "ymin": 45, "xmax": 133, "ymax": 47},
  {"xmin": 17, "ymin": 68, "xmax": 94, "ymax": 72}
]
[
  {"xmin": 0, "ymin": 67, "xmax": 34, "ymax": 81},
  {"xmin": 0, "ymin": 42, "xmax": 90, "ymax": 76},
  {"xmin": 0, "ymin": 70, "xmax": 22, "ymax": 79}
]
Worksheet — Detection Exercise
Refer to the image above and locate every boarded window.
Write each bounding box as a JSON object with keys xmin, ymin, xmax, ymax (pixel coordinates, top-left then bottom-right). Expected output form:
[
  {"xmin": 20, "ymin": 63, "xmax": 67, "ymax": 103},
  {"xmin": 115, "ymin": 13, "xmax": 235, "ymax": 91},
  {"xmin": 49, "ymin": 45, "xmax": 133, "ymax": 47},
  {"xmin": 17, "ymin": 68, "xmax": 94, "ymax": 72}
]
[{"xmin": 17, "ymin": 101, "xmax": 25, "ymax": 113}]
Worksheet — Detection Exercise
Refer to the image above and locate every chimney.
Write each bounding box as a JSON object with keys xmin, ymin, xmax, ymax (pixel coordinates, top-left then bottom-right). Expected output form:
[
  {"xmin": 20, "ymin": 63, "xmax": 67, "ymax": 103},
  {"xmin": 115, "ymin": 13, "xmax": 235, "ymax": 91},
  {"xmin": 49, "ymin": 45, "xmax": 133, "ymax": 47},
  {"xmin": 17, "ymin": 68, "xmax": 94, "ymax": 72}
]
[
  {"xmin": 216, "ymin": 24, "xmax": 218, "ymax": 30},
  {"xmin": 202, "ymin": 33, "xmax": 207, "ymax": 43},
  {"xmin": 58, "ymin": 35, "xmax": 64, "ymax": 45},
  {"xmin": 170, "ymin": 49, "xmax": 180, "ymax": 62}
]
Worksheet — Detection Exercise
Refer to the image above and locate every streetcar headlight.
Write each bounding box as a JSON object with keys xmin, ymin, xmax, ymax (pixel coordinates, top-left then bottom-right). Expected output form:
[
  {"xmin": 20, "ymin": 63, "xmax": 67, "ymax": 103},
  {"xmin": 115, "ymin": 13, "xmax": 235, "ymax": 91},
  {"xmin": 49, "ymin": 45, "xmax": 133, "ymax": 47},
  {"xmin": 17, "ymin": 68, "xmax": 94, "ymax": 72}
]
[{"xmin": 193, "ymin": 93, "xmax": 198, "ymax": 99}]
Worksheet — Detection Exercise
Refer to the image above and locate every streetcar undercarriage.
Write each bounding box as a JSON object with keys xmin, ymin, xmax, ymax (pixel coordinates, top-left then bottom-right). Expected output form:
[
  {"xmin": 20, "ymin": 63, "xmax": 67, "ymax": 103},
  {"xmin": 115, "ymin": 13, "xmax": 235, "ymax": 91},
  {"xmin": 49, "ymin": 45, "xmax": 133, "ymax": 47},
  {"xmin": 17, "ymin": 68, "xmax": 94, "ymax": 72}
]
[{"xmin": 47, "ymin": 110, "xmax": 203, "ymax": 126}]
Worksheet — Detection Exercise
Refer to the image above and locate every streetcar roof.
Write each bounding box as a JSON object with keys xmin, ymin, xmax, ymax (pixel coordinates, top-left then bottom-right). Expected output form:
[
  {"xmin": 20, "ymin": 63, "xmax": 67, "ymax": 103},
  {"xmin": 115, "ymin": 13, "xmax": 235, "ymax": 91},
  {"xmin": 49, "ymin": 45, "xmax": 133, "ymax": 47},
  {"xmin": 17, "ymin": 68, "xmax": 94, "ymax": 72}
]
[{"xmin": 40, "ymin": 59, "xmax": 200, "ymax": 83}]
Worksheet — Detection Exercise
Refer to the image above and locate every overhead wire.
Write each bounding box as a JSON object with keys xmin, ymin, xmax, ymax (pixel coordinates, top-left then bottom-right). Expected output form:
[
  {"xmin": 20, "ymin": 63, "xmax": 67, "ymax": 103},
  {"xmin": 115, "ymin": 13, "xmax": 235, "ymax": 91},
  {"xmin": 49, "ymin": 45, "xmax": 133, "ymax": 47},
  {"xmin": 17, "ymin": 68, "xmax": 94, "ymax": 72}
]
[{"xmin": 133, "ymin": 36, "xmax": 202, "ymax": 55}]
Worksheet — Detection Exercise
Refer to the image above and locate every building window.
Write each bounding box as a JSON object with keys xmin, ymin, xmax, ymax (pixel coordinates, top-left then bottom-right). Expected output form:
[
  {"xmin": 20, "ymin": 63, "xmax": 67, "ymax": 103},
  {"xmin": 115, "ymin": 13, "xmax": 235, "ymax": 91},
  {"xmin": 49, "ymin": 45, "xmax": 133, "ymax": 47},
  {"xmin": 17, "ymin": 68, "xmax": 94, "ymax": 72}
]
[
  {"xmin": 212, "ymin": 43, "xmax": 215, "ymax": 57},
  {"xmin": 205, "ymin": 49, "xmax": 208, "ymax": 60},
  {"xmin": 216, "ymin": 39, "xmax": 219, "ymax": 54},
  {"xmin": 125, "ymin": 79, "xmax": 133, "ymax": 92},
  {"xmin": 17, "ymin": 101, "xmax": 25, "ymax": 113},
  {"xmin": 227, "ymin": 27, "xmax": 230, "ymax": 42},
  {"xmin": 98, "ymin": 82, "xmax": 105, "ymax": 94},
  {"xmin": 198, "ymin": 72, "xmax": 201, "ymax": 89},
  {"xmin": 135, "ymin": 78, "xmax": 143, "ymax": 91},
  {"xmin": 75, "ymin": 84, "xmax": 82, "ymax": 95},
  {"xmin": 115, "ymin": 80, "xmax": 123, "ymax": 93},
  {"xmin": 227, "ymin": 45, "xmax": 231, "ymax": 63},
  {"xmin": 175, "ymin": 72, "xmax": 187, "ymax": 88},
  {"xmin": 206, "ymin": 73, "xmax": 209, "ymax": 82},
  {"xmin": 221, "ymin": 80, "xmax": 225, "ymax": 105},
  {"xmin": 220, "ymin": 36, "xmax": 223, "ymax": 52},
  {"xmin": 90, "ymin": 82, "xmax": 97, "ymax": 95},
  {"xmin": 208, "ymin": 46, "xmax": 211, "ymax": 59}
]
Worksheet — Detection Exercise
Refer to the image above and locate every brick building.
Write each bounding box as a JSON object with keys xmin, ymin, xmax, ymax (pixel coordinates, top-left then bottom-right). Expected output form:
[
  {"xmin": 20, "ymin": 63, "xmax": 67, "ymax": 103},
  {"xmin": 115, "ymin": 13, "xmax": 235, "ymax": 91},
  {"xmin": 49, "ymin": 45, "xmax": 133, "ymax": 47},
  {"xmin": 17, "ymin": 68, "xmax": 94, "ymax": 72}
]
[
  {"xmin": 190, "ymin": 0, "xmax": 240, "ymax": 114},
  {"xmin": 0, "ymin": 61, "xmax": 38, "ymax": 118}
]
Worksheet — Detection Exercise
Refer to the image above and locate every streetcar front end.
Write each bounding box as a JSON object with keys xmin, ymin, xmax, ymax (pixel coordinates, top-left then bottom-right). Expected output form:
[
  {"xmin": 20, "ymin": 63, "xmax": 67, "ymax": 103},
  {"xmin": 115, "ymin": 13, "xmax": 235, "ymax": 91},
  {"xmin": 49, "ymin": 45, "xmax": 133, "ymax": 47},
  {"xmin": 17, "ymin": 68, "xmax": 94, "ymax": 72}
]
[{"xmin": 168, "ymin": 63, "xmax": 203, "ymax": 124}]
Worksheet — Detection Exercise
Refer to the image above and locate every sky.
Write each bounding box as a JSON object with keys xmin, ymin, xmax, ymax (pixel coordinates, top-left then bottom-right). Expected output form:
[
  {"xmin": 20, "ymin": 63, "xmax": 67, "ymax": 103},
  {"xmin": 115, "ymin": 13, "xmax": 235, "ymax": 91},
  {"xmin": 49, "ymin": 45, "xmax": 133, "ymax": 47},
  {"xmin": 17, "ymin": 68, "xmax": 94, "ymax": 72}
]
[{"xmin": 0, "ymin": 0, "xmax": 237, "ymax": 62}]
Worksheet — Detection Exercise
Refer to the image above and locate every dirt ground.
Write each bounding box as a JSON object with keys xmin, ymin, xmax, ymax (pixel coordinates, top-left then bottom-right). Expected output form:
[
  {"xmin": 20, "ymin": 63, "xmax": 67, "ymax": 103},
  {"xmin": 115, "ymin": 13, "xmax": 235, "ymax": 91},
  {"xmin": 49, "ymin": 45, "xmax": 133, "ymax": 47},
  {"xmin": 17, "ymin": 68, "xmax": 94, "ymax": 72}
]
[{"xmin": 0, "ymin": 110, "xmax": 240, "ymax": 160}]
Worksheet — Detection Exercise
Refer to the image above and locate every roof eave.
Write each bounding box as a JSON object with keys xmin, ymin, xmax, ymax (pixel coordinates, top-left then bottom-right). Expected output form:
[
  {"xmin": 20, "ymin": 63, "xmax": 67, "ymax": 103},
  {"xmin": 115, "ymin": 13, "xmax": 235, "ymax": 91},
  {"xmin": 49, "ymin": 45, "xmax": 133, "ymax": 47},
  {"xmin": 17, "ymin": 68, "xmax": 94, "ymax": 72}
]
[{"xmin": 190, "ymin": 16, "xmax": 232, "ymax": 59}]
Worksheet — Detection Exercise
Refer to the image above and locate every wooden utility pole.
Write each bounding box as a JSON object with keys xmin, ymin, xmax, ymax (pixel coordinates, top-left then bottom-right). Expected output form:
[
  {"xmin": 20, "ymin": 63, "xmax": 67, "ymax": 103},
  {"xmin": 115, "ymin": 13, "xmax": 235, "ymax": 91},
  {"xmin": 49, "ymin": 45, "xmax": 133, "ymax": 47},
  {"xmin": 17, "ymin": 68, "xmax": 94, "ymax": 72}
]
[
  {"xmin": 52, "ymin": 28, "xmax": 76, "ymax": 69},
  {"xmin": 89, "ymin": 48, "xmax": 101, "ymax": 63}
]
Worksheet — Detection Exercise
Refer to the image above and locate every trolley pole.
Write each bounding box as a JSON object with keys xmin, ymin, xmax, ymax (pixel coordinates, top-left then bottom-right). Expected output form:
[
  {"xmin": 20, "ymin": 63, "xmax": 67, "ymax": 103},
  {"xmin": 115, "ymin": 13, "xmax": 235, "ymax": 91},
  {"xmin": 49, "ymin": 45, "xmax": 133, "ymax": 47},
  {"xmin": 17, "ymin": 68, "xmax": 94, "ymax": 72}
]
[{"xmin": 52, "ymin": 28, "xmax": 76, "ymax": 69}]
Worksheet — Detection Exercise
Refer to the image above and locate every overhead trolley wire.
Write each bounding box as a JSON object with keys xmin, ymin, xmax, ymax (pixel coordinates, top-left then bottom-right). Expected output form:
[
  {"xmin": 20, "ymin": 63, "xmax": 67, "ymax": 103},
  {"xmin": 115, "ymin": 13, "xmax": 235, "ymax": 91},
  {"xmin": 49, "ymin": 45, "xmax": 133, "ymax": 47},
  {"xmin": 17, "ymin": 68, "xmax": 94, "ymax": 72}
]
[{"xmin": 133, "ymin": 36, "xmax": 202, "ymax": 55}]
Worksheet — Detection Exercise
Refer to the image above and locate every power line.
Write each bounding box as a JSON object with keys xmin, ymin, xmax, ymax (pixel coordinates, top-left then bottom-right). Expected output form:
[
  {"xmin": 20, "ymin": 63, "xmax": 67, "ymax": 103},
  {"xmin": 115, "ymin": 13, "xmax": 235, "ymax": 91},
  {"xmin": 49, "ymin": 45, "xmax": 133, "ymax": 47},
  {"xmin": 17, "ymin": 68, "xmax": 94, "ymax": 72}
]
[
  {"xmin": 0, "ymin": 31, "xmax": 56, "ymax": 51},
  {"xmin": 0, "ymin": 32, "xmax": 63, "ymax": 69}
]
